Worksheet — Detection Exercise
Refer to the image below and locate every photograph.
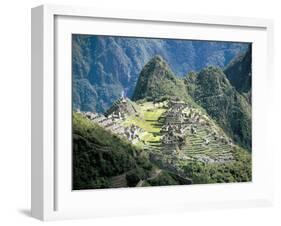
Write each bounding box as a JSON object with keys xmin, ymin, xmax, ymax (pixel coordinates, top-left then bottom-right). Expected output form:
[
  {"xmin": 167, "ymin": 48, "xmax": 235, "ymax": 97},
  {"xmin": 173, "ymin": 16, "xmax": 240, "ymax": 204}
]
[{"xmin": 72, "ymin": 34, "xmax": 252, "ymax": 190}]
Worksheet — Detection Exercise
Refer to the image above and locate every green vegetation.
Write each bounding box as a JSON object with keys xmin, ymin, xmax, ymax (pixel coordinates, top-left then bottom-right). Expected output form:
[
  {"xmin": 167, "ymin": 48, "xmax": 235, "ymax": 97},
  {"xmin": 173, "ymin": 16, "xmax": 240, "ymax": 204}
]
[
  {"xmin": 122, "ymin": 102, "xmax": 166, "ymax": 144},
  {"xmin": 183, "ymin": 148, "xmax": 251, "ymax": 183},
  {"xmin": 73, "ymin": 112, "xmax": 184, "ymax": 189},
  {"xmin": 126, "ymin": 167, "xmax": 149, "ymax": 187},
  {"xmin": 147, "ymin": 171, "xmax": 180, "ymax": 186},
  {"xmin": 185, "ymin": 67, "xmax": 251, "ymax": 151},
  {"xmin": 224, "ymin": 46, "xmax": 252, "ymax": 102},
  {"xmin": 132, "ymin": 56, "xmax": 190, "ymax": 102},
  {"xmin": 73, "ymin": 112, "xmax": 154, "ymax": 189}
]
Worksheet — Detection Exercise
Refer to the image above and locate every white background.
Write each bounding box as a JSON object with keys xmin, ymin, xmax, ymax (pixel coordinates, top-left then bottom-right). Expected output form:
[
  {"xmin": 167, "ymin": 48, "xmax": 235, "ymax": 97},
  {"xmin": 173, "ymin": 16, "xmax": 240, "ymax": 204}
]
[{"xmin": 0, "ymin": 0, "xmax": 280, "ymax": 225}]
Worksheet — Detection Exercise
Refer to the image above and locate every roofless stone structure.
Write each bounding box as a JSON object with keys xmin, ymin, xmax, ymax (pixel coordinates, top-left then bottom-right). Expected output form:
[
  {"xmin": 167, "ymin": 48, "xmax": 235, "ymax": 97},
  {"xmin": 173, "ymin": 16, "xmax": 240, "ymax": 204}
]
[{"xmin": 104, "ymin": 97, "xmax": 137, "ymax": 117}]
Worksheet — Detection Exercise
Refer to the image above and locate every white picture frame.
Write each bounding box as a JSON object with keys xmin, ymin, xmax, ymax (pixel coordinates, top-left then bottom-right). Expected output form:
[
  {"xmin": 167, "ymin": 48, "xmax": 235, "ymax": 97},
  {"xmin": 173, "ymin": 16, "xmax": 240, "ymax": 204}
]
[{"xmin": 31, "ymin": 4, "xmax": 274, "ymax": 221}]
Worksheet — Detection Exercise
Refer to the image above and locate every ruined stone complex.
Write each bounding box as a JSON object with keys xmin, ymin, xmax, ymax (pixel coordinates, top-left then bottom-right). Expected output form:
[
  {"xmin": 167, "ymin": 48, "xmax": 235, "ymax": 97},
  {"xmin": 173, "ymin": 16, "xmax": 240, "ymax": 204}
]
[
  {"xmin": 79, "ymin": 96, "xmax": 141, "ymax": 143},
  {"xmin": 156, "ymin": 99, "xmax": 236, "ymax": 164},
  {"xmin": 79, "ymin": 97, "xmax": 236, "ymax": 169},
  {"xmin": 104, "ymin": 97, "xmax": 137, "ymax": 118},
  {"xmin": 160, "ymin": 100, "xmax": 188, "ymax": 147}
]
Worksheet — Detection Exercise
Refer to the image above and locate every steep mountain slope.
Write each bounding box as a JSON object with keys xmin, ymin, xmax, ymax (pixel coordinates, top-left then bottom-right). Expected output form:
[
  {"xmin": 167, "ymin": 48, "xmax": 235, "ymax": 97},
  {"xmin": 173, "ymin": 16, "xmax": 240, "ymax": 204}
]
[
  {"xmin": 72, "ymin": 34, "xmax": 248, "ymax": 112},
  {"xmin": 224, "ymin": 46, "xmax": 252, "ymax": 102},
  {"xmin": 185, "ymin": 67, "xmax": 251, "ymax": 150},
  {"xmin": 132, "ymin": 56, "xmax": 189, "ymax": 101},
  {"xmin": 72, "ymin": 112, "xmax": 181, "ymax": 189}
]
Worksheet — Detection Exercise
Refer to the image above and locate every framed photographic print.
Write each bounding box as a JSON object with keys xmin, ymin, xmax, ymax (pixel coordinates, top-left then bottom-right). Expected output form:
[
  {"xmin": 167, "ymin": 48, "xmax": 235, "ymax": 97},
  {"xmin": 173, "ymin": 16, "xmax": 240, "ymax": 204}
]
[{"xmin": 31, "ymin": 4, "xmax": 274, "ymax": 221}]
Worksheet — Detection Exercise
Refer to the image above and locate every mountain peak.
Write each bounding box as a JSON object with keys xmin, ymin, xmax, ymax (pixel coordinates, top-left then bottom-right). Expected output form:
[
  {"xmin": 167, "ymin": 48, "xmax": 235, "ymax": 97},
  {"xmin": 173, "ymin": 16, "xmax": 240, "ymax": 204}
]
[
  {"xmin": 132, "ymin": 56, "xmax": 187, "ymax": 101},
  {"xmin": 150, "ymin": 54, "xmax": 165, "ymax": 62},
  {"xmin": 143, "ymin": 55, "xmax": 170, "ymax": 75},
  {"xmin": 187, "ymin": 66, "xmax": 233, "ymax": 99}
]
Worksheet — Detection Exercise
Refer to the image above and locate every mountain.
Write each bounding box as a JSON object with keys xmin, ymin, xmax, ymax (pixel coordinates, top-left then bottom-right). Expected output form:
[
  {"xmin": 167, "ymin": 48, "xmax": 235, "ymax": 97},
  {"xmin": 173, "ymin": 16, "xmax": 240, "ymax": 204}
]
[
  {"xmin": 132, "ymin": 57, "xmax": 251, "ymax": 150},
  {"xmin": 224, "ymin": 46, "xmax": 252, "ymax": 102},
  {"xmin": 72, "ymin": 35, "xmax": 249, "ymax": 112},
  {"xmin": 185, "ymin": 67, "xmax": 251, "ymax": 150},
  {"xmin": 132, "ymin": 55, "xmax": 188, "ymax": 101}
]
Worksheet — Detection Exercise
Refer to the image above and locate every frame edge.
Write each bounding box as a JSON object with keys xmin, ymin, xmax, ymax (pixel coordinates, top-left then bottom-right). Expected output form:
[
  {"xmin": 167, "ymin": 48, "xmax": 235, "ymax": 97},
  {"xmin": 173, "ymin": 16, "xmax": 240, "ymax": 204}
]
[
  {"xmin": 30, "ymin": 4, "xmax": 275, "ymax": 220},
  {"xmin": 31, "ymin": 5, "xmax": 44, "ymax": 221}
]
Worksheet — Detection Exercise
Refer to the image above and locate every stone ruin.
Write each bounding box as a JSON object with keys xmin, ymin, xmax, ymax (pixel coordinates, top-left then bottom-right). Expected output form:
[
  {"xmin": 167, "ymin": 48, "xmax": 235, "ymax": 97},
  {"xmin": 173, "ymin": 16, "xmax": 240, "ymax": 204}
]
[
  {"xmin": 161, "ymin": 130, "xmax": 185, "ymax": 145},
  {"xmin": 161, "ymin": 123, "xmax": 186, "ymax": 135},
  {"xmin": 167, "ymin": 99, "xmax": 186, "ymax": 109},
  {"xmin": 104, "ymin": 96, "xmax": 137, "ymax": 118},
  {"xmin": 158, "ymin": 98, "xmax": 236, "ymax": 163},
  {"xmin": 81, "ymin": 111, "xmax": 125, "ymax": 135},
  {"xmin": 160, "ymin": 99, "xmax": 188, "ymax": 150},
  {"xmin": 124, "ymin": 124, "xmax": 142, "ymax": 141},
  {"xmin": 77, "ymin": 89, "xmax": 145, "ymax": 144}
]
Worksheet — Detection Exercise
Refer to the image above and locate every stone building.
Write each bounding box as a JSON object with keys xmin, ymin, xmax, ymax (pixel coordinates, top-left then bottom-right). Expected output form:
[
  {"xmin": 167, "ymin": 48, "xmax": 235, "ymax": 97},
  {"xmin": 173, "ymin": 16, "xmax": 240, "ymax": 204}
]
[{"xmin": 104, "ymin": 97, "xmax": 137, "ymax": 117}]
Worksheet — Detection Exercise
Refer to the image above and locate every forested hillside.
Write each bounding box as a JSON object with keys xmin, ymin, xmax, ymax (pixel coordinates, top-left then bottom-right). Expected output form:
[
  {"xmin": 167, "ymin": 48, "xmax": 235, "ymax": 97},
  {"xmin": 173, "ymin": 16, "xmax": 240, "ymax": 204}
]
[{"xmin": 185, "ymin": 67, "xmax": 251, "ymax": 150}]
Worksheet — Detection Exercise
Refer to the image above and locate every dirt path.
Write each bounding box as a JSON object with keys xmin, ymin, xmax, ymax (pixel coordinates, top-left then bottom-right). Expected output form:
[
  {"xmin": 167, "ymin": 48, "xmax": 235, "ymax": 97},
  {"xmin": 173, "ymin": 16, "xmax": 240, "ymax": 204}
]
[{"xmin": 136, "ymin": 169, "xmax": 162, "ymax": 187}]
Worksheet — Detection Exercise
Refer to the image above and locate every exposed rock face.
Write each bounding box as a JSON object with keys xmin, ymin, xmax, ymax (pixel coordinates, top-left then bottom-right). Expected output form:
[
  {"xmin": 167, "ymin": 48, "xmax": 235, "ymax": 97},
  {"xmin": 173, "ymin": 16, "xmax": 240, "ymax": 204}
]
[{"xmin": 224, "ymin": 46, "xmax": 252, "ymax": 102}]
